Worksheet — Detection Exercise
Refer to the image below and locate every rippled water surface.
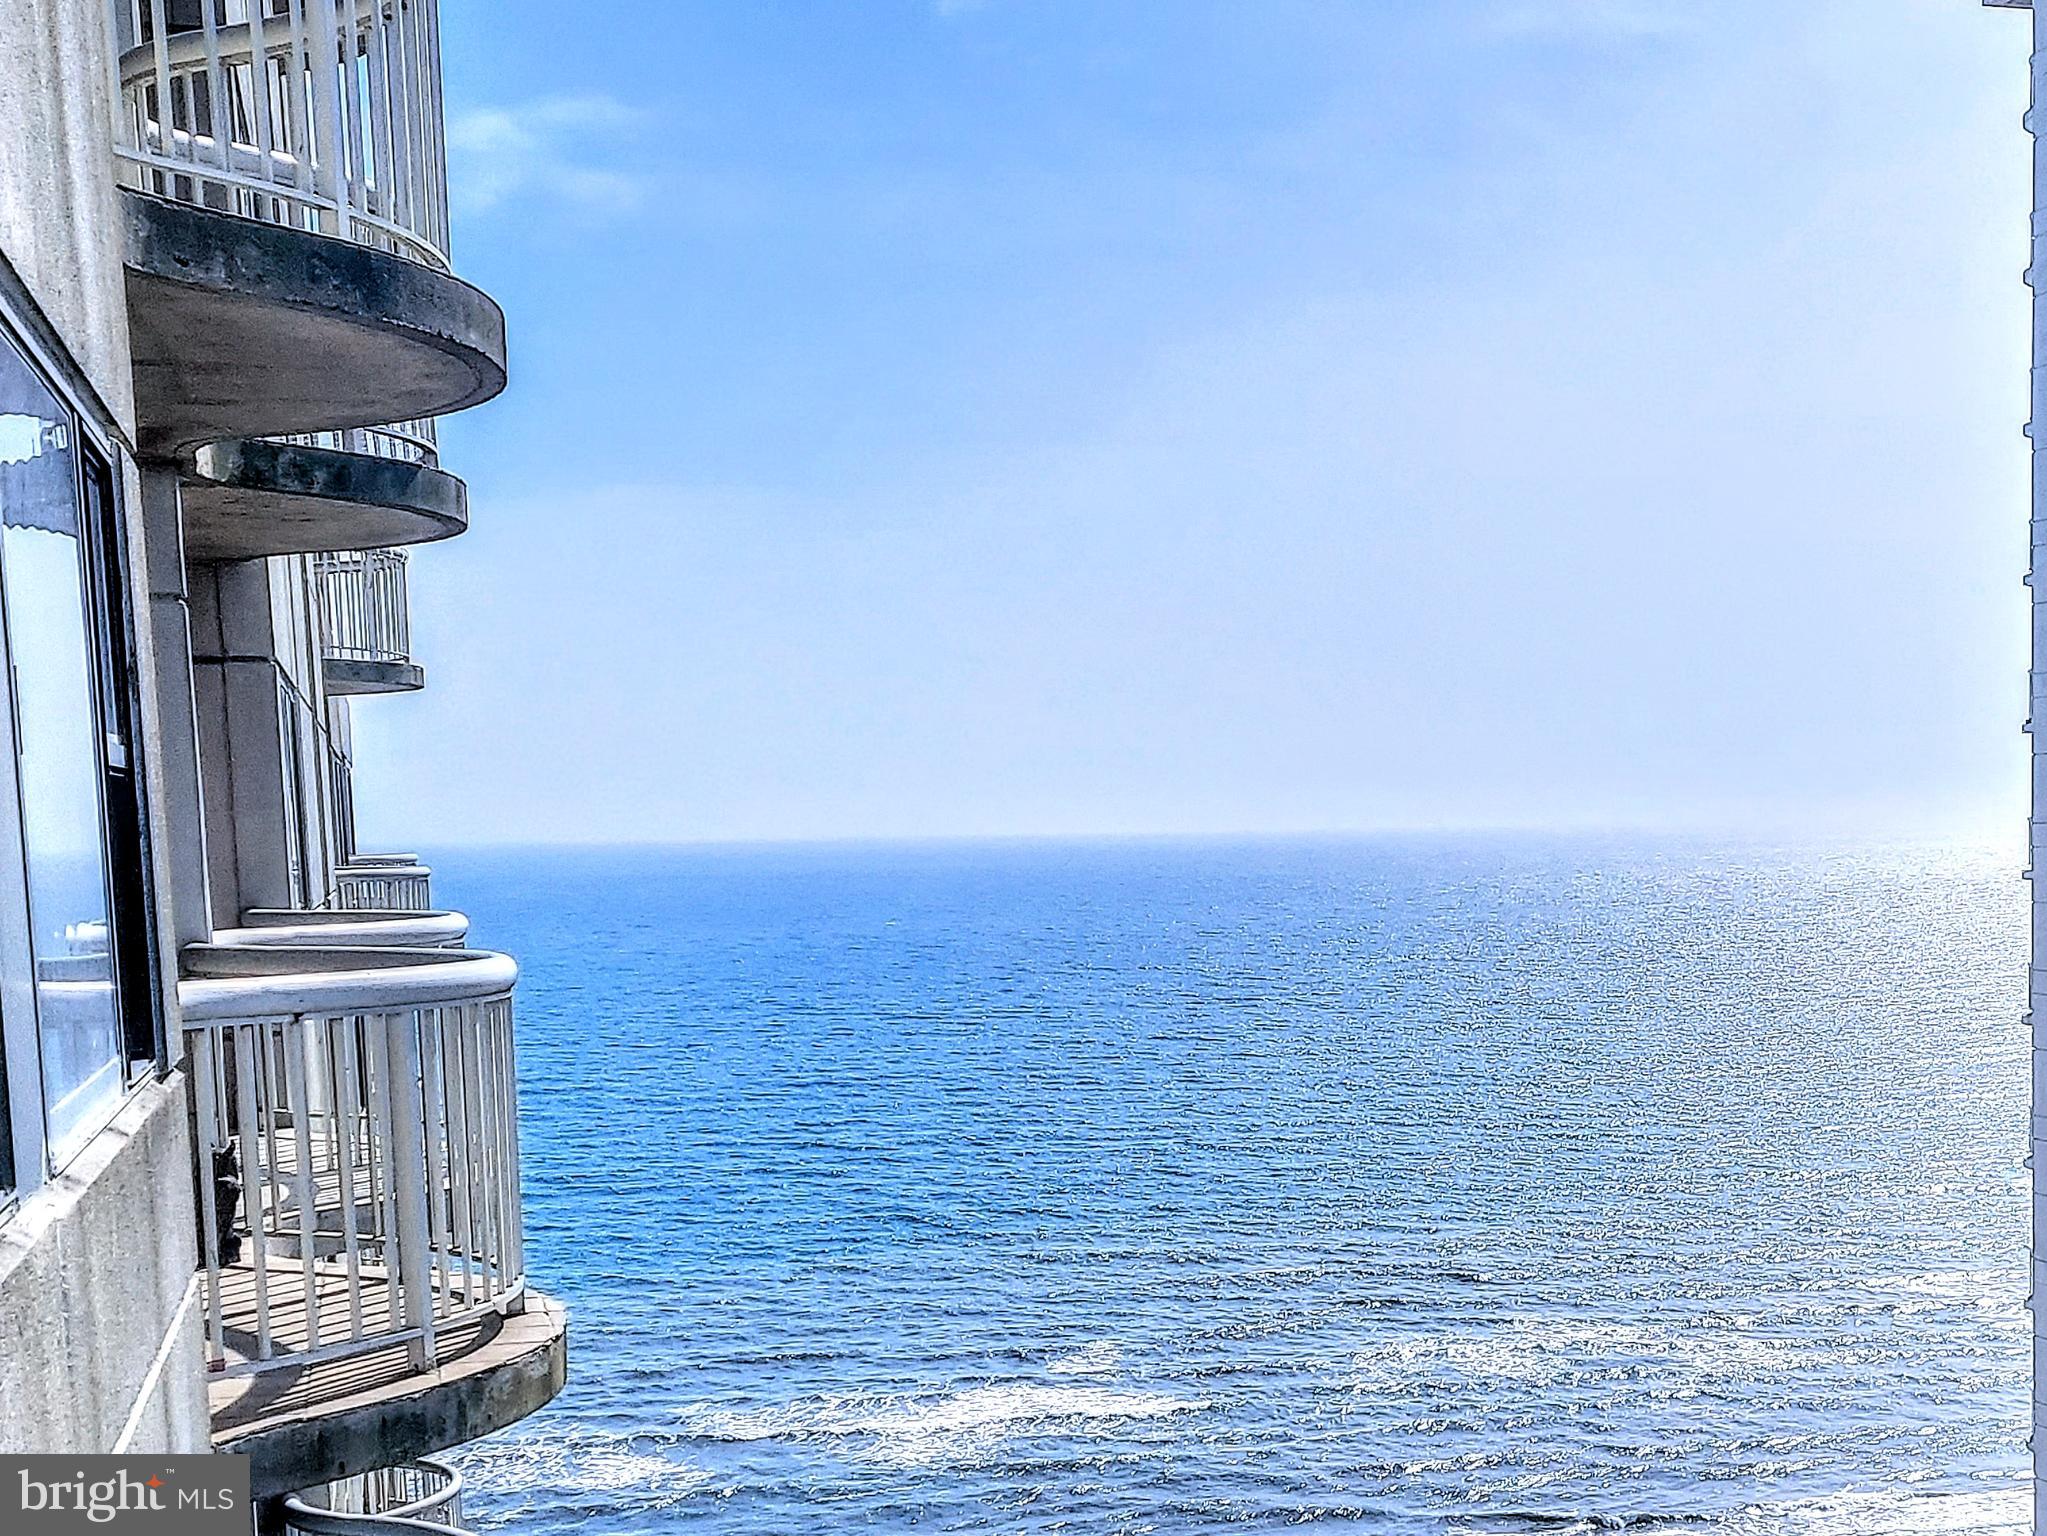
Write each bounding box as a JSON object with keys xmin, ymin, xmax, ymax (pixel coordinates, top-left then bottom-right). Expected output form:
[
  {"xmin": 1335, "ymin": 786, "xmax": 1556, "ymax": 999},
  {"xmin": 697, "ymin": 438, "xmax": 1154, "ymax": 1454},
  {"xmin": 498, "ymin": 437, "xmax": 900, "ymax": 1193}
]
[{"xmin": 433, "ymin": 838, "xmax": 2029, "ymax": 1534}]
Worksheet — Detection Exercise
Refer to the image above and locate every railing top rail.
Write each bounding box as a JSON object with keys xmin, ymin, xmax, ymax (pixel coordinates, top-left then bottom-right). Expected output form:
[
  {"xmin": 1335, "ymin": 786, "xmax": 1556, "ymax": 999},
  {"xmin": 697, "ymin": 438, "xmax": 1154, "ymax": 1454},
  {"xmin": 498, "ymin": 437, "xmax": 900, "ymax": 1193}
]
[
  {"xmin": 344, "ymin": 853, "xmax": 423, "ymax": 868},
  {"xmin": 283, "ymin": 1459, "xmax": 466, "ymax": 1535},
  {"xmin": 371, "ymin": 1460, "xmax": 464, "ymax": 1523},
  {"xmin": 339, "ymin": 863, "xmax": 432, "ymax": 881},
  {"xmin": 217, "ymin": 908, "xmax": 468, "ymax": 949},
  {"xmin": 116, "ymin": 0, "xmax": 429, "ymax": 82},
  {"xmin": 177, "ymin": 943, "xmax": 516, "ymax": 1020}
]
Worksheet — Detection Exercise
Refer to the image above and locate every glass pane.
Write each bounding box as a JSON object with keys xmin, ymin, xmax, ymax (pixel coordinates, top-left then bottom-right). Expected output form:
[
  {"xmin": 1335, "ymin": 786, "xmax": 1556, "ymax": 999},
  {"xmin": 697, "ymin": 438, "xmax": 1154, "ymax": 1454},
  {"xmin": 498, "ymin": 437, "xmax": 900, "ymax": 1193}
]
[{"xmin": 0, "ymin": 336, "xmax": 121, "ymax": 1166}]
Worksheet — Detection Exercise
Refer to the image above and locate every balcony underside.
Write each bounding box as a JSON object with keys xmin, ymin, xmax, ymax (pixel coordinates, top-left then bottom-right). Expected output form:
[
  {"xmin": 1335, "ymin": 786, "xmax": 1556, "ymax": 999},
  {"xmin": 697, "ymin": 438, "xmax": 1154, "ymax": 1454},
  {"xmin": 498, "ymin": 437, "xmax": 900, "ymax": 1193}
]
[
  {"xmin": 182, "ymin": 438, "xmax": 467, "ymax": 561},
  {"xmin": 324, "ymin": 657, "xmax": 428, "ymax": 695},
  {"xmin": 211, "ymin": 1270, "xmax": 566, "ymax": 1499},
  {"xmin": 122, "ymin": 191, "xmax": 506, "ymax": 457}
]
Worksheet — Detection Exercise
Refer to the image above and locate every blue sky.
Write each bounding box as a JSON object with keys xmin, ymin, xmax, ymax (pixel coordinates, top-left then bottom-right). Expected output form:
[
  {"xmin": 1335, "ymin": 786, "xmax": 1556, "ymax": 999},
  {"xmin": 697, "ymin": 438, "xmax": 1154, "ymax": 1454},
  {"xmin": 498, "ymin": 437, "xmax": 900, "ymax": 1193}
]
[{"xmin": 357, "ymin": 0, "xmax": 2033, "ymax": 845}]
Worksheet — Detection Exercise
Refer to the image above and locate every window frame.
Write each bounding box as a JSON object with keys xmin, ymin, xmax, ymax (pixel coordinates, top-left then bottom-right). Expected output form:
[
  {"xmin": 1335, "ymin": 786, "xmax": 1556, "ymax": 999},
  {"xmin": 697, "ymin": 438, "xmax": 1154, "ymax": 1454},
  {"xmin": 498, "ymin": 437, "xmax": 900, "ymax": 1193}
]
[{"xmin": 0, "ymin": 303, "xmax": 165, "ymax": 1209}]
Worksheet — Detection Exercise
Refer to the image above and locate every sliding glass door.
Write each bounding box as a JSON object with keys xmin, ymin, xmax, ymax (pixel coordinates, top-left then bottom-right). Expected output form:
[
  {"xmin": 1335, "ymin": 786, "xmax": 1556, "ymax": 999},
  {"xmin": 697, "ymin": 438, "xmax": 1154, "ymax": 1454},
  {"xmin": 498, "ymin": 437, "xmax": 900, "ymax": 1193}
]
[{"xmin": 0, "ymin": 324, "xmax": 151, "ymax": 1175}]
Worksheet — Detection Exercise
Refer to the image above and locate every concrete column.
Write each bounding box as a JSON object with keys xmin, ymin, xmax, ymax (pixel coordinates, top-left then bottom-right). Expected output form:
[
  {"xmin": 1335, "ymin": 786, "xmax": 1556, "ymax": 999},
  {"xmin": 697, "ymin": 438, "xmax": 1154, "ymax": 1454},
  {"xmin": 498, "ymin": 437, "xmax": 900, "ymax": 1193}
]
[
  {"xmin": 137, "ymin": 462, "xmax": 211, "ymax": 954},
  {"xmin": 190, "ymin": 558, "xmax": 301, "ymax": 922}
]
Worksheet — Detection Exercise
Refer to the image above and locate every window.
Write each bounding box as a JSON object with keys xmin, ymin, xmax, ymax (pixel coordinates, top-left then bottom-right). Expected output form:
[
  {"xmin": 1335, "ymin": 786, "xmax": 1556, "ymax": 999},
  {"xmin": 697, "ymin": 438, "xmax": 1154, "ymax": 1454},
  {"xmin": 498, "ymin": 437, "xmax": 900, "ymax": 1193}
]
[
  {"xmin": 0, "ymin": 321, "xmax": 159, "ymax": 1186},
  {"xmin": 80, "ymin": 441, "xmax": 161, "ymax": 1074}
]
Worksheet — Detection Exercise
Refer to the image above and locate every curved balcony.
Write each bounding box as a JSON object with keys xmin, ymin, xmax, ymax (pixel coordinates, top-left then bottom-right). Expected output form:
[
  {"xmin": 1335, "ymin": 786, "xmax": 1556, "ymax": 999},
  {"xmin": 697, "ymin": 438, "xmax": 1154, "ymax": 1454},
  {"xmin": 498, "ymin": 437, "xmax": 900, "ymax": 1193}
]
[
  {"xmin": 218, "ymin": 906, "xmax": 467, "ymax": 947},
  {"xmin": 180, "ymin": 944, "xmax": 565, "ymax": 1496},
  {"xmin": 182, "ymin": 436, "xmax": 467, "ymax": 561},
  {"xmin": 334, "ymin": 857, "xmax": 433, "ymax": 912},
  {"xmin": 120, "ymin": 187, "xmax": 503, "ymax": 457},
  {"xmin": 316, "ymin": 547, "xmax": 425, "ymax": 693},
  {"xmin": 286, "ymin": 1460, "xmax": 470, "ymax": 1536},
  {"xmin": 110, "ymin": 0, "xmax": 507, "ymax": 452}
]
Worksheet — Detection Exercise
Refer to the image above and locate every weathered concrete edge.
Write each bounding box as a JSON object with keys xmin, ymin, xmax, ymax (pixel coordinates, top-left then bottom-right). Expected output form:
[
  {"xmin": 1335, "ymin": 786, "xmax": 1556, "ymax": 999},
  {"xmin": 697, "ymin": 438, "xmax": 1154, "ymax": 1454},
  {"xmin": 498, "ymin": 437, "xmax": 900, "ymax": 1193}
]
[
  {"xmin": 186, "ymin": 438, "xmax": 469, "ymax": 557},
  {"xmin": 322, "ymin": 657, "xmax": 428, "ymax": 695},
  {"xmin": 221, "ymin": 1295, "xmax": 568, "ymax": 1499},
  {"xmin": 121, "ymin": 190, "xmax": 506, "ymax": 406}
]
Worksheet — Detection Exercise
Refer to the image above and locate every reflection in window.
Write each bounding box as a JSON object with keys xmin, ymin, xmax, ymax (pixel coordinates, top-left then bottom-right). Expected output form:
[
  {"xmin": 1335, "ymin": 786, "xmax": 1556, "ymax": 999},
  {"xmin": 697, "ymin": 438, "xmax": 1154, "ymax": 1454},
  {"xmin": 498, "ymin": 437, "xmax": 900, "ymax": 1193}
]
[{"xmin": 0, "ymin": 337, "xmax": 122, "ymax": 1166}]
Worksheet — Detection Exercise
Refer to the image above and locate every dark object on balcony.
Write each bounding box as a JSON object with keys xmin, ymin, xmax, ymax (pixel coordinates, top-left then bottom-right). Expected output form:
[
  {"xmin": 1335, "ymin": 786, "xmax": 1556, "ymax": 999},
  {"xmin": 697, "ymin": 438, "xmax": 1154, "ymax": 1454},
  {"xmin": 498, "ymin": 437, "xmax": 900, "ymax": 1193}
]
[{"xmin": 211, "ymin": 1141, "xmax": 243, "ymax": 1268}]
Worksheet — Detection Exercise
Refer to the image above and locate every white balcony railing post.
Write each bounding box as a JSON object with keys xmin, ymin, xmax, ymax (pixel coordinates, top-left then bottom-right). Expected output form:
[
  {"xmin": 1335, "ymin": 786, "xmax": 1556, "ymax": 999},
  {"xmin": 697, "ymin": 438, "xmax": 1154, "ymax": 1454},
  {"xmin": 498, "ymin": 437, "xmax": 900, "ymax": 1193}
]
[{"xmin": 382, "ymin": 1007, "xmax": 436, "ymax": 1371}]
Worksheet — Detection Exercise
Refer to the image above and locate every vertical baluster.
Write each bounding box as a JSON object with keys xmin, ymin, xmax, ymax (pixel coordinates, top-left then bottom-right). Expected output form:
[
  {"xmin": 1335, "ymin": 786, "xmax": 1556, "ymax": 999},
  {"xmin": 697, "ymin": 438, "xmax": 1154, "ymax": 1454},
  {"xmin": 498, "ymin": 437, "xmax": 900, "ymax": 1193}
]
[
  {"xmin": 394, "ymin": 0, "xmax": 426, "ymax": 252},
  {"xmin": 365, "ymin": 1011, "xmax": 401, "ymax": 1336},
  {"xmin": 281, "ymin": 1020, "xmax": 320, "ymax": 1354},
  {"xmin": 384, "ymin": 1008, "xmax": 437, "ymax": 1369},
  {"xmin": 423, "ymin": 0, "xmax": 446, "ymax": 255},
  {"xmin": 145, "ymin": 0, "xmax": 179, "ymax": 166},
  {"xmin": 257, "ymin": 1016, "xmax": 285, "ymax": 1245},
  {"xmin": 495, "ymin": 998, "xmax": 525, "ymax": 1298},
  {"xmin": 232, "ymin": 1023, "xmax": 273, "ymax": 1361},
  {"xmin": 245, "ymin": 0, "xmax": 279, "ymax": 214},
  {"xmin": 418, "ymin": 1005, "xmax": 454, "ymax": 1313},
  {"xmin": 364, "ymin": 0, "xmax": 399, "ymax": 231},
  {"xmin": 329, "ymin": 1015, "xmax": 367, "ymax": 1337},
  {"xmin": 190, "ymin": 1026, "xmax": 228, "ymax": 1367},
  {"xmin": 281, "ymin": 0, "xmax": 320, "ymax": 226},
  {"xmin": 470, "ymin": 998, "xmax": 496, "ymax": 1297},
  {"xmin": 336, "ymin": 0, "xmax": 366, "ymax": 234},
  {"xmin": 196, "ymin": 0, "xmax": 230, "ymax": 183},
  {"xmin": 461, "ymin": 1000, "xmax": 496, "ymax": 1298},
  {"xmin": 396, "ymin": 552, "xmax": 410, "ymax": 659},
  {"xmin": 441, "ymin": 1010, "xmax": 474, "ymax": 1300}
]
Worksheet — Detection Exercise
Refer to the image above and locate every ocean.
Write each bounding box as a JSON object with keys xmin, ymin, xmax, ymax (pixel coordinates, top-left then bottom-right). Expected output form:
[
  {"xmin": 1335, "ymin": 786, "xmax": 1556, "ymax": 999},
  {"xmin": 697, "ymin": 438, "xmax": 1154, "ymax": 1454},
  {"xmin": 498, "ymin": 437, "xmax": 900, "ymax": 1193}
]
[{"xmin": 428, "ymin": 837, "xmax": 2030, "ymax": 1534}]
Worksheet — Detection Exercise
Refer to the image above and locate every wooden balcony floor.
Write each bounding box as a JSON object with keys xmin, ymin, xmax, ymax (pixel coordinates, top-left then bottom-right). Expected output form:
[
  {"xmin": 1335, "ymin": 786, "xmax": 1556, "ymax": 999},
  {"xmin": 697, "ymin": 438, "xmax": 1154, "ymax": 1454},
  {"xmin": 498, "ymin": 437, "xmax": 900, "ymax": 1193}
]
[{"xmin": 210, "ymin": 1255, "xmax": 508, "ymax": 1437}]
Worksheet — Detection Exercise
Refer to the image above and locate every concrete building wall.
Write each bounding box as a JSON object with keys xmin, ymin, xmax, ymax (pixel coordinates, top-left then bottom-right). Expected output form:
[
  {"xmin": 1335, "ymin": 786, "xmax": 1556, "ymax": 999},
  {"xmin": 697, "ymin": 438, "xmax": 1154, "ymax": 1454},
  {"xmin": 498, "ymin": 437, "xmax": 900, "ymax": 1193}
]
[
  {"xmin": 191, "ymin": 556, "xmax": 356, "ymax": 922},
  {"xmin": 0, "ymin": 0, "xmax": 132, "ymax": 421},
  {"xmin": 0, "ymin": 0, "xmax": 210, "ymax": 1462},
  {"xmin": 0, "ymin": 1079, "xmax": 207, "ymax": 1453}
]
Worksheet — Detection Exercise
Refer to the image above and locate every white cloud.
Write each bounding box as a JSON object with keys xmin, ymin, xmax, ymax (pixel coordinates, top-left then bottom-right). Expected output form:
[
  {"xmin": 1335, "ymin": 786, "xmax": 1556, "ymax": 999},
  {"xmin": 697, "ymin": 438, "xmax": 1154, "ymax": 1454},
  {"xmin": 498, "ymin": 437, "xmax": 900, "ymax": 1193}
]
[{"xmin": 446, "ymin": 95, "xmax": 649, "ymax": 217}]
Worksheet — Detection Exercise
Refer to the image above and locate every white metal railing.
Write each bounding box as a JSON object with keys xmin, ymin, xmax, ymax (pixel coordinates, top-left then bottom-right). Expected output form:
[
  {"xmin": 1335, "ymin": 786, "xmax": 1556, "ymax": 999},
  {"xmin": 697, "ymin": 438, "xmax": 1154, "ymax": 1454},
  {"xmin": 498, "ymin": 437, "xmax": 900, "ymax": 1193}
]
[
  {"xmin": 316, "ymin": 548, "xmax": 410, "ymax": 667},
  {"xmin": 333, "ymin": 861, "xmax": 433, "ymax": 911},
  {"xmin": 109, "ymin": 0, "xmax": 451, "ymax": 269},
  {"xmin": 285, "ymin": 1459, "xmax": 469, "ymax": 1536},
  {"xmin": 221, "ymin": 906, "xmax": 465, "ymax": 947},
  {"xmin": 180, "ymin": 944, "xmax": 525, "ymax": 1380},
  {"xmin": 278, "ymin": 418, "xmax": 439, "ymax": 466}
]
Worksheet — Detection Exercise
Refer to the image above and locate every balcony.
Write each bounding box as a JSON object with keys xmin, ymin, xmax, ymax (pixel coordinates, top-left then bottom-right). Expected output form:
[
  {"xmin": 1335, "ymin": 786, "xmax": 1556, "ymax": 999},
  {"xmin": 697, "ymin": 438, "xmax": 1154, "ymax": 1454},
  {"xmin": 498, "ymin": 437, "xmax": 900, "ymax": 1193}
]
[
  {"xmin": 286, "ymin": 1459, "xmax": 470, "ymax": 1536},
  {"xmin": 111, "ymin": 0, "xmax": 505, "ymax": 457},
  {"xmin": 317, "ymin": 548, "xmax": 424, "ymax": 694},
  {"xmin": 179, "ymin": 943, "xmax": 566, "ymax": 1497},
  {"xmin": 181, "ymin": 434, "xmax": 467, "ymax": 561},
  {"xmin": 333, "ymin": 856, "xmax": 433, "ymax": 912},
  {"xmin": 219, "ymin": 905, "xmax": 466, "ymax": 947}
]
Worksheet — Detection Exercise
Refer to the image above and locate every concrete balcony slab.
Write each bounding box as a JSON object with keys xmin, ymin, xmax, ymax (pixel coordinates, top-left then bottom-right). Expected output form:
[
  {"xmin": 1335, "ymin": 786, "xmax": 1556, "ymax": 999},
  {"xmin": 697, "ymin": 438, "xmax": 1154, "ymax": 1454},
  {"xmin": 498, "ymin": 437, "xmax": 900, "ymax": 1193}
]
[
  {"xmin": 211, "ymin": 1278, "xmax": 566, "ymax": 1499},
  {"xmin": 182, "ymin": 437, "xmax": 468, "ymax": 560},
  {"xmin": 324, "ymin": 657, "xmax": 428, "ymax": 695},
  {"xmin": 122, "ymin": 191, "xmax": 506, "ymax": 456}
]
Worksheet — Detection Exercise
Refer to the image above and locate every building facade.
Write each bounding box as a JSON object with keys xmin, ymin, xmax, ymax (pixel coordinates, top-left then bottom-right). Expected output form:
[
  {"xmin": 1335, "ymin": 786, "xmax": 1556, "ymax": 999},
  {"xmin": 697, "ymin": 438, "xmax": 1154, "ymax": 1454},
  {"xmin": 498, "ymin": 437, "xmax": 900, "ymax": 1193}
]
[
  {"xmin": 1987, "ymin": 1, "xmax": 2047, "ymax": 1529},
  {"xmin": 0, "ymin": 0, "xmax": 564, "ymax": 1530}
]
